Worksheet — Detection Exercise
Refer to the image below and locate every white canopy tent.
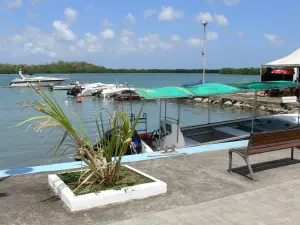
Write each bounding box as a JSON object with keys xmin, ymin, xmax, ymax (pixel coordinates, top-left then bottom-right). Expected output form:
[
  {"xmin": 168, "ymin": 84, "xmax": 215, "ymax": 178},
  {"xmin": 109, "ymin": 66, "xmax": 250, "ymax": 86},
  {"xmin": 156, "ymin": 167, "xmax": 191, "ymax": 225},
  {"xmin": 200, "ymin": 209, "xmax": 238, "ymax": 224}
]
[
  {"xmin": 262, "ymin": 48, "xmax": 300, "ymax": 67},
  {"xmin": 261, "ymin": 48, "xmax": 300, "ymax": 81}
]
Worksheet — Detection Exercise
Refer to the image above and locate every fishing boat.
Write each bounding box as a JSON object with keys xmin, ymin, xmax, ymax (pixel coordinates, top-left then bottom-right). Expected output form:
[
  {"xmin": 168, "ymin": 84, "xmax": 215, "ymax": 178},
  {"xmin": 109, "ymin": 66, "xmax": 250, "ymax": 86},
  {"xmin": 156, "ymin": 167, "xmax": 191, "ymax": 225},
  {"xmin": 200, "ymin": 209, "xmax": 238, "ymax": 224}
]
[
  {"xmin": 50, "ymin": 83, "xmax": 89, "ymax": 91},
  {"xmin": 113, "ymin": 90, "xmax": 142, "ymax": 101},
  {"xmin": 9, "ymin": 70, "xmax": 69, "ymax": 87},
  {"xmin": 132, "ymin": 81, "xmax": 300, "ymax": 152},
  {"xmin": 73, "ymin": 83, "xmax": 116, "ymax": 97},
  {"xmin": 102, "ymin": 86, "xmax": 136, "ymax": 98}
]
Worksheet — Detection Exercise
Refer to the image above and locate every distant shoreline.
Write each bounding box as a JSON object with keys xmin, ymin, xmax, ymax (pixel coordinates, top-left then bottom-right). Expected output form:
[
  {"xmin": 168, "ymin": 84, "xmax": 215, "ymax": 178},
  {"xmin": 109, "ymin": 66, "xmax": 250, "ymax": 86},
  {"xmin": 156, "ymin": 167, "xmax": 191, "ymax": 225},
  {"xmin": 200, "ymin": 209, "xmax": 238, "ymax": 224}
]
[{"xmin": 0, "ymin": 61, "xmax": 260, "ymax": 75}]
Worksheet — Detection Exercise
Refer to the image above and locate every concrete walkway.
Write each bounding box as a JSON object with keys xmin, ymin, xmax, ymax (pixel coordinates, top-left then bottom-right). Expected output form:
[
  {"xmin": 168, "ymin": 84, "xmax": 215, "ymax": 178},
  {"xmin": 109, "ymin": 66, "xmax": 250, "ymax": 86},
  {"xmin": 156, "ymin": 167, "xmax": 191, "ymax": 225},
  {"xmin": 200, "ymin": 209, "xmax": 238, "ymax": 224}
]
[
  {"xmin": 1, "ymin": 149, "xmax": 300, "ymax": 225},
  {"xmin": 111, "ymin": 178, "xmax": 300, "ymax": 225}
]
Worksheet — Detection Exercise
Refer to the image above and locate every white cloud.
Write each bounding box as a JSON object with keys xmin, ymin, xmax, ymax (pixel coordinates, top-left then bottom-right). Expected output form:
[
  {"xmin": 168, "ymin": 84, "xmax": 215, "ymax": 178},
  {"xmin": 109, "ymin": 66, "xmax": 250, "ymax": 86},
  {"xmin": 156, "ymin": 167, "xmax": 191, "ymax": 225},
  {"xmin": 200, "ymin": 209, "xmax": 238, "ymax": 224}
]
[
  {"xmin": 76, "ymin": 33, "xmax": 102, "ymax": 52},
  {"xmin": 196, "ymin": 12, "xmax": 214, "ymax": 23},
  {"xmin": 85, "ymin": 32, "xmax": 98, "ymax": 43},
  {"xmin": 12, "ymin": 35, "xmax": 23, "ymax": 43},
  {"xmin": 144, "ymin": 9, "xmax": 157, "ymax": 19},
  {"xmin": 31, "ymin": 0, "xmax": 39, "ymax": 4},
  {"xmin": 24, "ymin": 42, "xmax": 33, "ymax": 48},
  {"xmin": 224, "ymin": 0, "xmax": 239, "ymax": 6},
  {"xmin": 214, "ymin": 14, "xmax": 229, "ymax": 26},
  {"xmin": 52, "ymin": 21, "xmax": 77, "ymax": 41},
  {"xmin": 77, "ymin": 39, "xmax": 86, "ymax": 48},
  {"xmin": 119, "ymin": 33, "xmax": 173, "ymax": 54},
  {"xmin": 48, "ymin": 52, "xmax": 56, "ymax": 57},
  {"xmin": 87, "ymin": 44, "xmax": 102, "ymax": 53},
  {"xmin": 64, "ymin": 8, "xmax": 77, "ymax": 22},
  {"xmin": 160, "ymin": 43, "xmax": 173, "ymax": 50},
  {"xmin": 207, "ymin": 32, "xmax": 219, "ymax": 40},
  {"xmin": 196, "ymin": 12, "xmax": 229, "ymax": 26},
  {"xmin": 100, "ymin": 29, "xmax": 115, "ymax": 39},
  {"xmin": 8, "ymin": 0, "xmax": 22, "ymax": 9},
  {"xmin": 121, "ymin": 36, "xmax": 129, "ymax": 45},
  {"xmin": 187, "ymin": 37, "xmax": 204, "ymax": 47},
  {"xmin": 70, "ymin": 46, "xmax": 76, "ymax": 52},
  {"xmin": 158, "ymin": 6, "xmax": 184, "ymax": 21},
  {"xmin": 5, "ymin": 25, "xmax": 82, "ymax": 58},
  {"xmin": 121, "ymin": 29, "xmax": 135, "ymax": 37},
  {"xmin": 264, "ymin": 34, "xmax": 285, "ymax": 45},
  {"xmin": 26, "ymin": 12, "xmax": 37, "ymax": 19},
  {"xmin": 170, "ymin": 35, "xmax": 180, "ymax": 42},
  {"xmin": 102, "ymin": 19, "xmax": 113, "ymax": 27},
  {"xmin": 125, "ymin": 13, "xmax": 135, "ymax": 24}
]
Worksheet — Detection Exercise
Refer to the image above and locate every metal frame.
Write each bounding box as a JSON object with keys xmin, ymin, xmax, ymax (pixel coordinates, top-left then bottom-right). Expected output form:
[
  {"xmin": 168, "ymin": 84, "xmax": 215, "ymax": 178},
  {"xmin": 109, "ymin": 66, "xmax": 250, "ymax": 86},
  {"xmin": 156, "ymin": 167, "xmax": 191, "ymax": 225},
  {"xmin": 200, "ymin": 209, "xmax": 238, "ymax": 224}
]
[{"xmin": 228, "ymin": 133, "xmax": 255, "ymax": 180}]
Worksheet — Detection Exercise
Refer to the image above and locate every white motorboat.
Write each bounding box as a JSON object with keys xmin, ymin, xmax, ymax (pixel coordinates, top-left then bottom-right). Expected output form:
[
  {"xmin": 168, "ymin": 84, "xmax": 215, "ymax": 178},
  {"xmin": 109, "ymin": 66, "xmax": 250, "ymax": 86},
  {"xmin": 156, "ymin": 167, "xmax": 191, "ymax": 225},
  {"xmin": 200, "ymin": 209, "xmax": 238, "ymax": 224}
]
[
  {"xmin": 78, "ymin": 83, "xmax": 117, "ymax": 97},
  {"xmin": 9, "ymin": 70, "xmax": 69, "ymax": 87},
  {"xmin": 50, "ymin": 83, "xmax": 89, "ymax": 90},
  {"xmin": 102, "ymin": 86, "xmax": 135, "ymax": 98}
]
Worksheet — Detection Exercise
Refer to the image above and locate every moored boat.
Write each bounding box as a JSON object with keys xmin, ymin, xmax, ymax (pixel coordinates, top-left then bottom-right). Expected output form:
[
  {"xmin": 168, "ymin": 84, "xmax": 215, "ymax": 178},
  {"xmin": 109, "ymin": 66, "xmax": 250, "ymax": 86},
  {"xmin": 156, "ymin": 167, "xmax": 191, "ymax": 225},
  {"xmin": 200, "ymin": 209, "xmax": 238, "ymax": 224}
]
[{"xmin": 9, "ymin": 70, "xmax": 69, "ymax": 87}]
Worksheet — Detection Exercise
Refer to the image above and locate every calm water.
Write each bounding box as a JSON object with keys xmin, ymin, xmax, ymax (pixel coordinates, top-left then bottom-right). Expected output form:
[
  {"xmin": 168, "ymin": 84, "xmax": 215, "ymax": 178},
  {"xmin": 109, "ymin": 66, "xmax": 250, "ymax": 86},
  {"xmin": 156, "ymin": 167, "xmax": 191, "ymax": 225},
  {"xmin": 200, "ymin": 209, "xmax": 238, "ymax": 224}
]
[{"xmin": 0, "ymin": 73, "xmax": 260, "ymax": 170}]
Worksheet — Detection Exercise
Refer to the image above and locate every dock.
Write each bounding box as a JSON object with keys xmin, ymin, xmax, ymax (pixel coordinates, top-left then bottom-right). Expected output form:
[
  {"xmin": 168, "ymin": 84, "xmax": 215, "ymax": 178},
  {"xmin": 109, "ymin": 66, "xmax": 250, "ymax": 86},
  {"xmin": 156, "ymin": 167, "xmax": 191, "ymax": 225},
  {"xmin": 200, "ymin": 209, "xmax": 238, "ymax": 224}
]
[{"xmin": 1, "ymin": 149, "xmax": 300, "ymax": 224}]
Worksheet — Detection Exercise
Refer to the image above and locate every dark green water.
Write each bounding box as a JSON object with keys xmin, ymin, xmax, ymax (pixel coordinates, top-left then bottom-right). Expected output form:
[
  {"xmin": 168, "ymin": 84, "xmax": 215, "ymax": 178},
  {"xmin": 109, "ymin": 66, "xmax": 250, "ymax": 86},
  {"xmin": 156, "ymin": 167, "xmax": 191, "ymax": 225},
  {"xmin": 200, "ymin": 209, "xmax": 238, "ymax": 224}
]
[{"xmin": 0, "ymin": 73, "xmax": 260, "ymax": 169}]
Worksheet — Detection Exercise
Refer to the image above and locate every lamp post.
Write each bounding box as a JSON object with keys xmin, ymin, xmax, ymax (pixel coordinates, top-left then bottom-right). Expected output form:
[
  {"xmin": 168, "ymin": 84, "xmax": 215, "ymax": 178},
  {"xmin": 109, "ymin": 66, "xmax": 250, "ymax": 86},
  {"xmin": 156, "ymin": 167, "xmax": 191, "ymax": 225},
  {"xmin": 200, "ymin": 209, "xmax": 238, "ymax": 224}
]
[{"xmin": 202, "ymin": 20, "xmax": 208, "ymax": 84}]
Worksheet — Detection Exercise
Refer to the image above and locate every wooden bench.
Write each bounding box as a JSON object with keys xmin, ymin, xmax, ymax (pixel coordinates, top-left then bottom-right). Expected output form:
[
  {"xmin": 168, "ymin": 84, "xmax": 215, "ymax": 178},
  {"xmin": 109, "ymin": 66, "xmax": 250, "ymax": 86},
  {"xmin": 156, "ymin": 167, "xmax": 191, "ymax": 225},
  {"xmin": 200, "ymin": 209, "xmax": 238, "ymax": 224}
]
[{"xmin": 228, "ymin": 128, "xmax": 300, "ymax": 180}]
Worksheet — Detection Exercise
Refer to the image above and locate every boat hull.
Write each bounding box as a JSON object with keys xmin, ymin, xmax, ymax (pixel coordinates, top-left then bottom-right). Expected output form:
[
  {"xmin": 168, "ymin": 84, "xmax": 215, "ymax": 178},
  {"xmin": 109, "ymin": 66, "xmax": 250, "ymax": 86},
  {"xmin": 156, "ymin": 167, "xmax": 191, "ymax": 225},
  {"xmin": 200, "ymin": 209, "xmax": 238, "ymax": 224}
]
[{"xmin": 9, "ymin": 80, "xmax": 65, "ymax": 87}]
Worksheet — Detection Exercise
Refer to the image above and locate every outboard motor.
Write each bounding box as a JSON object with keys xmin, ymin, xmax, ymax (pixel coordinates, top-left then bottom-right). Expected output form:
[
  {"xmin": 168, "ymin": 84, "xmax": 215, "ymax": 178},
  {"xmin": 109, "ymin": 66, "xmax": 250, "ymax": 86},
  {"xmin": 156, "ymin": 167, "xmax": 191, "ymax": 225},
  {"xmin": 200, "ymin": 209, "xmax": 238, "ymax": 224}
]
[{"xmin": 49, "ymin": 84, "xmax": 54, "ymax": 91}]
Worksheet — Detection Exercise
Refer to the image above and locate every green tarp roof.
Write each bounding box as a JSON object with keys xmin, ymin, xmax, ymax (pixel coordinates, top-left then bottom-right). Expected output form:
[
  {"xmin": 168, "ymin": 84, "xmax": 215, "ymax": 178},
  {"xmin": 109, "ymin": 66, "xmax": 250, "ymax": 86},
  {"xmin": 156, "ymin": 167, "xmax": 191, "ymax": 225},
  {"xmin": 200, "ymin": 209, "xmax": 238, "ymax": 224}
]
[{"xmin": 135, "ymin": 81, "xmax": 299, "ymax": 99}]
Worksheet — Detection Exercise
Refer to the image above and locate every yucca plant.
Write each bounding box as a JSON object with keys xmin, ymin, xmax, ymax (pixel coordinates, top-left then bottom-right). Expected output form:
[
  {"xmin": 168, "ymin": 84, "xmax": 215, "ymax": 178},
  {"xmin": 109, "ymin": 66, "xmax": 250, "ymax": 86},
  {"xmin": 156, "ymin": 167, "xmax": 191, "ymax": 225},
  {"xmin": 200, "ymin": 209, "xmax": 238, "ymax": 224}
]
[{"xmin": 16, "ymin": 87, "xmax": 143, "ymax": 191}]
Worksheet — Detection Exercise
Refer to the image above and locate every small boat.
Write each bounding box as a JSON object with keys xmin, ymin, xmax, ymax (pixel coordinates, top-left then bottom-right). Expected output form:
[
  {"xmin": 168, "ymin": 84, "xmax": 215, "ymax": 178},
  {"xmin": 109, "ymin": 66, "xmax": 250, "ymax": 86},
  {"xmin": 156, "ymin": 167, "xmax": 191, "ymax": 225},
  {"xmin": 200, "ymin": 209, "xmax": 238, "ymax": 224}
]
[
  {"xmin": 50, "ymin": 82, "xmax": 89, "ymax": 90},
  {"xmin": 9, "ymin": 70, "xmax": 69, "ymax": 87},
  {"xmin": 102, "ymin": 86, "xmax": 135, "ymax": 98},
  {"xmin": 113, "ymin": 90, "xmax": 142, "ymax": 101},
  {"xmin": 68, "ymin": 82, "xmax": 116, "ymax": 97}
]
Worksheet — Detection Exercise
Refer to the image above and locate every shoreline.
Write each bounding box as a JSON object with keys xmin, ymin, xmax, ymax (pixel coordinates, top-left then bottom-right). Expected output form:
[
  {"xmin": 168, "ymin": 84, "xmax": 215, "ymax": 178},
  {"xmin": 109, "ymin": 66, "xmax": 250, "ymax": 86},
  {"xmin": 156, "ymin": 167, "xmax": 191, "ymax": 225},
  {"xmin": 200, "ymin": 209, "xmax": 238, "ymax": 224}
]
[{"xmin": 191, "ymin": 93, "xmax": 299, "ymax": 114}]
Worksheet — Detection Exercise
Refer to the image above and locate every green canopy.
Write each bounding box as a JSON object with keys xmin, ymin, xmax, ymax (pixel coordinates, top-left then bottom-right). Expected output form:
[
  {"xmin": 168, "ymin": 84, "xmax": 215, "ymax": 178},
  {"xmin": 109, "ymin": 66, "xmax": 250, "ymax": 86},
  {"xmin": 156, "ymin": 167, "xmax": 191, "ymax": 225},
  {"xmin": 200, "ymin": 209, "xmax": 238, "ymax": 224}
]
[
  {"xmin": 228, "ymin": 81, "xmax": 299, "ymax": 91},
  {"xmin": 135, "ymin": 81, "xmax": 299, "ymax": 99},
  {"xmin": 186, "ymin": 83, "xmax": 240, "ymax": 96}
]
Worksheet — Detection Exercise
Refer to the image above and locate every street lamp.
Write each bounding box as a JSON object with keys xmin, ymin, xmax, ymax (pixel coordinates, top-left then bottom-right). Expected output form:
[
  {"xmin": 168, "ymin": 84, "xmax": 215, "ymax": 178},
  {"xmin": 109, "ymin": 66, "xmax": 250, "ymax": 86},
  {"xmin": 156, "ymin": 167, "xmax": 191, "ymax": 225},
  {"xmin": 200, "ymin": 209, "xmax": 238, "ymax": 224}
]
[{"xmin": 202, "ymin": 20, "xmax": 208, "ymax": 84}]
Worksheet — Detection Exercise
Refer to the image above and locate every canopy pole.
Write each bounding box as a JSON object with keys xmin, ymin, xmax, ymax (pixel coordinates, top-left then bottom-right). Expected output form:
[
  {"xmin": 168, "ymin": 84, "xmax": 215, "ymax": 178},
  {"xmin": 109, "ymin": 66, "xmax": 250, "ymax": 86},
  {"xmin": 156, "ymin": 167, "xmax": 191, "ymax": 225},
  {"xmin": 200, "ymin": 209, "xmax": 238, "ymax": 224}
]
[
  {"xmin": 177, "ymin": 98, "xmax": 180, "ymax": 143},
  {"xmin": 208, "ymin": 97, "xmax": 211, "ymax": 124},
  {"xmin": 164, "ymin": 99, "xmax": 167, "ymax": 122},
  {"xmin": 260, "ymin": 66, "xmax": 263, "ymax": 81},
  {"xmin": 251, "ymin": 91, "xmax": 258, "ymax": 133},
  {"xmin": 159, "ymin": 99, "xmax": 162, "ymax": 150},
  {"xmin": 297, "ymin": 99, "xmax": 300, "ymax": 125}
]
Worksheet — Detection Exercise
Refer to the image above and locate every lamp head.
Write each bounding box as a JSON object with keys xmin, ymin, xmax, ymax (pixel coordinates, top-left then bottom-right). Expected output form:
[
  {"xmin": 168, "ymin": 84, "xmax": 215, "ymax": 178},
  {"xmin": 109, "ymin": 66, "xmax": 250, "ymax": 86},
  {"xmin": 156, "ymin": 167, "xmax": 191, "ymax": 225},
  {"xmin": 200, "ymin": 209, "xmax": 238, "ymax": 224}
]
[{"xmin": 202, "ymin": 20, "xmax": 208, "ymax": 25}]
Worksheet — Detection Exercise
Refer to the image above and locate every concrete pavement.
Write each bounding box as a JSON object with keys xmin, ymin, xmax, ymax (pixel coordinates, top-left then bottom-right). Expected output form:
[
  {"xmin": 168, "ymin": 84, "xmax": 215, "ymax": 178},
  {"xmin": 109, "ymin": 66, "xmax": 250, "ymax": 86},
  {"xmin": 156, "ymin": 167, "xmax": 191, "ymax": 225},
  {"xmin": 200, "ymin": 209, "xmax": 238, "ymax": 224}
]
[{"xmin": 1, "ymin": 149, "xmax": 300, "ymax": 225}]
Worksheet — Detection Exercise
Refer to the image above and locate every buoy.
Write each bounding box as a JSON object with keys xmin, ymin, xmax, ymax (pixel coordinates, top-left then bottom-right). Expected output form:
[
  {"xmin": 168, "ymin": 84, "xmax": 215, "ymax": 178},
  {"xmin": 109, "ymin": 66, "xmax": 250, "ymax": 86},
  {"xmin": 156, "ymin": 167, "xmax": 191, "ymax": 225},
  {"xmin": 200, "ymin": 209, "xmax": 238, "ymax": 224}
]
[
  {"xmin": 0, "ymin": 85, "xmax": 4, "ymax": 88},
  {"xmin": 77, "ymin": 94, "xmax": 82, "ymax": 103}
]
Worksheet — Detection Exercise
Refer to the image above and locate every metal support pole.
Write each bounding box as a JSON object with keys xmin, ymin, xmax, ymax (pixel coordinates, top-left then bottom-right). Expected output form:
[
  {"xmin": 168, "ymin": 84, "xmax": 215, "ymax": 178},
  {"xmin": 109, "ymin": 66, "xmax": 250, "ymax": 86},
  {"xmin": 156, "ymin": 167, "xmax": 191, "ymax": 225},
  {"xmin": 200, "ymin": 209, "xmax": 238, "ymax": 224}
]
[
  {"xmin": 208, "ymin": 97, "xmax": 211, "ymax": 124},
  {"xmin": 177, "ymin": 98, "xmax": 180, "ymax": 143},
  {"xmin": 164, "ymin": 99, "xmax": 167, "ymax": 122},
  {"xmin": 297, "ymin": 99, "xmax": 300, "ymax": 125},
  {"xmin": 251, "ymin": 91, "xmax": 257, "ymax": 133},
  {"xmin": 203, "ymin": 22, "xmax": 207, "ymax": 84},
  {"xmin": 159, "ymin": 99, "xmax": 162, "ymax": 150}
]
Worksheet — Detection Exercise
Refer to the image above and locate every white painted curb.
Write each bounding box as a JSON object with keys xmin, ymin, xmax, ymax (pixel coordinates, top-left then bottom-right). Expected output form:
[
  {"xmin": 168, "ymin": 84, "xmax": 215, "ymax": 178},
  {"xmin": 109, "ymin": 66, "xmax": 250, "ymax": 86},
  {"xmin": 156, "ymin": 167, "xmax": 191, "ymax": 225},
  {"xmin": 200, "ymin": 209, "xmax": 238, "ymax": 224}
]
[{"xmin": 48, "ymin": 165, "xmax": 167, "ymax": 212}]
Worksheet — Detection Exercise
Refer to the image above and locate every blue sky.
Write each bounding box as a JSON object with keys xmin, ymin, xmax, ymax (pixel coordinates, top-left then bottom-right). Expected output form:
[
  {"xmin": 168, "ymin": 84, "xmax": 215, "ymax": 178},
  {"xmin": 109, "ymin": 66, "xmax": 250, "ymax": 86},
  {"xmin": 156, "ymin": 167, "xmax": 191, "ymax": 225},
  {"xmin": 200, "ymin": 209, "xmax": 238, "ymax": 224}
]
[{"xmin": 0, "ymin": 0, "xmax": 299, "ymax": 69}]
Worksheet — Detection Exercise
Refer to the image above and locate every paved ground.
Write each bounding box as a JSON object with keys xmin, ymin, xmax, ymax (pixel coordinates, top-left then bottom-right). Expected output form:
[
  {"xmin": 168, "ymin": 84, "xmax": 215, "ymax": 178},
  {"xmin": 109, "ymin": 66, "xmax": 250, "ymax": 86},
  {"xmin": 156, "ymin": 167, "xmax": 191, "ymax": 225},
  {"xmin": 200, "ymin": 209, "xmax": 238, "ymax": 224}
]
[{"xmin": 1, "ymin": 149, "xmax": 300, "ymax": 225}]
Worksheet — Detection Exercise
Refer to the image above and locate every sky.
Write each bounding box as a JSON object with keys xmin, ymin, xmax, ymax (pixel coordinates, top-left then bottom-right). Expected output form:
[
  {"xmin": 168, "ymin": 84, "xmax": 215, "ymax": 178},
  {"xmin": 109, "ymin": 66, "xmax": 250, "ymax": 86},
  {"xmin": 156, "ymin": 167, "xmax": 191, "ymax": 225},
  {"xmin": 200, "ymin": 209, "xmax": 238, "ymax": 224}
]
[{"xmin": 0, "ymin": 0, "xmax": 299, "ymax": 69}]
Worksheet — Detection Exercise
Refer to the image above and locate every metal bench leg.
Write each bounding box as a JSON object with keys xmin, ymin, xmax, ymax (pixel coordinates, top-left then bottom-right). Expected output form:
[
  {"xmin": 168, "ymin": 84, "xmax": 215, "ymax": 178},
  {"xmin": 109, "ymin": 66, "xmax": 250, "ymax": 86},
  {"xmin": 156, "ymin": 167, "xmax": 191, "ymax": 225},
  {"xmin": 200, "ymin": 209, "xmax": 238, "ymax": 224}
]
[
  {"xmin": 244, "ymin": 156, "xmax": 255, "ymax": 180},
  {"xmin": 228, "ymin": 150, "xmax": 233, "ymax": 173},
  {"xmin": 291, "ymin": 147, "xmax": 294, "ymax": 160}
]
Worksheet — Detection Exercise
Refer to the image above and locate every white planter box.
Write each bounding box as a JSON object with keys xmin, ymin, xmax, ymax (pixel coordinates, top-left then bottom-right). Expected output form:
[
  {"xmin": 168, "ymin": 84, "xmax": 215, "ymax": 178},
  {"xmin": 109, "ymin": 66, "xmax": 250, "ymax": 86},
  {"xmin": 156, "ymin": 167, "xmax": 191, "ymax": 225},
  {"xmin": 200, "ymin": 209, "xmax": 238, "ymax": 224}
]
[{"xmin": 48, "ymin": 165, "xmax": 167, "ymax": 212}]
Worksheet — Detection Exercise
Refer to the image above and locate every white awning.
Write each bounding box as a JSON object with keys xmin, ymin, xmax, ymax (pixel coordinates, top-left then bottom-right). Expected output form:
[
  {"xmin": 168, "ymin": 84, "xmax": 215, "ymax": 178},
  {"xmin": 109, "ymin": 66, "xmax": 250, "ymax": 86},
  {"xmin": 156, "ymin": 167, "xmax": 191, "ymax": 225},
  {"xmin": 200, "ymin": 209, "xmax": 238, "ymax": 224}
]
[{"xmin": 262, "ymin": 48, "xmax": 300, "ymax": 67}]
